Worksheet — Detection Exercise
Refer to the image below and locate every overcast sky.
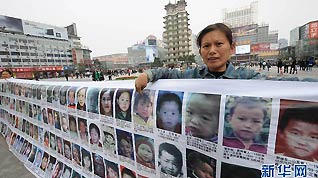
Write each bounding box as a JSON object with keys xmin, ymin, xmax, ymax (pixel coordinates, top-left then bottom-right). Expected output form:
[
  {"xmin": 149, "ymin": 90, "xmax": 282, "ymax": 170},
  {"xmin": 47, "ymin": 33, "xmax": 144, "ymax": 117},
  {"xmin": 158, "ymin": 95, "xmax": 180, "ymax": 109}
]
[{"xmin": 1, "ymin": 0, "xmax": 317, "ymax": 57}]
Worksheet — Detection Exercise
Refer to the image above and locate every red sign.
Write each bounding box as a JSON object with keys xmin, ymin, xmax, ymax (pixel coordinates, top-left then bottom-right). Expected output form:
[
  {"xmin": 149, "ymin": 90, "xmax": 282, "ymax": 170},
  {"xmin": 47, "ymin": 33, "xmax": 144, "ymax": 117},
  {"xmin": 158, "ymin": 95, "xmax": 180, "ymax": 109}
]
[
  {"xmin": 308, "ymin": 21, "xmax": 318, "ymax": 39},
  {"xmin": 251, "ymin": 43, "xmax": 270, "ymax": 52}
]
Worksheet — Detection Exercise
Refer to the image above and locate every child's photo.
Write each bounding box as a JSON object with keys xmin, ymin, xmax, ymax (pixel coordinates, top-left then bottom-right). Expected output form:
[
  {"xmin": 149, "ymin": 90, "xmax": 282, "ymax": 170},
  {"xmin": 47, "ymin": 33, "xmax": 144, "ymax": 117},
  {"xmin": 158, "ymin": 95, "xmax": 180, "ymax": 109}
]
[
  {"xmin": 99, "ymin": 88, "xmax": 114, "ymax": 117},
  {"xmin": 105, "ymin": 160, "xmax": 119, "ymax": 178},
  {"xmin": 133, "ymin": 89, "xmax": 155, "ymax": 127},
  {"xmin": 186, "ymin": 149, "xmax": 216, "ymax": 178},
  {"xmin": 45, "ymin": 156, "xmax": 56, "ymax": 177},
  {"xmin": 33, "ymin": 148, "xmax": 43, "ymax": 168},
  {"xmin": 76, "ymin": 87, "xmax": 87, "ymax": 111},
  {"xmin": 158, "ymin": 142, "xmax": 183, "ymax": 177},
  {"xmin": 120, "ymin": 166, "xmax": 136, "ymax": 178},
  {"xmin": 53, "ymin": 110, "xmax": 61, "ymax": 130},
  {"xmin": 69, "ymin": 115, "xmax": 78, "ymax": 138},
  {"xmin": 50, "ymin": 132, "xmax": 56, "ymax": 151},
  {"xmin": 115, "ymin": 89, "xmax": 132, "ymax": 122},
  {"xmin": 61, "ymin": 165, "xmax": 72, "ymax": 178},
  {"xmin": 223, "ymin": 96, "xmax": 271, "ymax": 154},
  {"xmin": 47, "ymin": 108, "xmax": 54, "ymax": 126},
  {"xmin": 135, "ymin": 134, "xmax": 155, "ymax": 169},
  {"xmin": 89, "ymin": 123, "xmax": 102, "ymax": 148},
  {"xmin": 72, "ymin": 143, "xmax": 81, "ymax": 166},
  {"xmin": 78, "ymin": 117, "xmax": 88, "ymax": 143},
  {"xmin": 156, "ymin": 91, "xmax": 183, "ymax": 134},
  {"xmin": 51, "ymin": 161, "xmax": 64, "ymax": 178},
  {"xmin": 40, "ymin": 152, "xmax": 50, "ymax": 171},
  {"xmin": 63, "ymin": 139, "xmax": 72, "ymax": 160},
  {"xmin": 61, "ymin": 113, "xmax": 69, "ymax": 133},
  {"xmin": 87, "ymin": 88, "xmax": 100, "ymax": 114},
  {"xmin": 117, "ymin": 129, "xmax": 134, "ymax": 160},
  {"xmin": 185, "ymin": 93, "xmax": 221, "ymax": 143},
  {"xmin": 92, "ymin": 153, "xmax": 105, "ymax": 178},
  {"xmin": 102, "ymin": 126, "xmax": 116, "ymax": 154},
  {"xmin": 81, "ymin": 148, "xmax": 92, "ymax": 172},
  {"xmin": 56, "ymin": 136, "xmax": 63, "ymax": 155},
  {"xmin": 47, "ymin": 86, "xmax": 54, "ymax": 103},
  {"xmin": 275, "ymin": 100, "xmax": 318, "ymax": 163},
  {"xmin": 52, "ymin": 86, "xmax": 61, "ymax": 105},
  {"xmin": 60, "ymin": 86, "xmax": 70, "ymax": 106},
  {"xmin": 67, "ymin": 87, "xmax": 77, "ymax": 109}
]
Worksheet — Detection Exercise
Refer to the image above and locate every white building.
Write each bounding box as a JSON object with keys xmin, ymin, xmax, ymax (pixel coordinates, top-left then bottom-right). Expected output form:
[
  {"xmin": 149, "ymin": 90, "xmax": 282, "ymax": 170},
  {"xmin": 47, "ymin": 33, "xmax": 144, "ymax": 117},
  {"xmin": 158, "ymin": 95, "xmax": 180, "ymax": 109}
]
[{"xmin": 222, "ymin": 1, "xmax": 258, "ymax": 28}]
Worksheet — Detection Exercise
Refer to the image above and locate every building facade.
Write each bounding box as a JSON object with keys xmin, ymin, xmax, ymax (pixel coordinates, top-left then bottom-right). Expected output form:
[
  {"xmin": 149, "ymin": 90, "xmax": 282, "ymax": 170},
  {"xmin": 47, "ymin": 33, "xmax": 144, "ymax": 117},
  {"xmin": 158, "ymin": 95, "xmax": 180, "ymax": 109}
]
[
  {"xmin": 163, "ymin": 0, "xmax": 192, "ymax": 63},
  {"xmin": 295, "ymin": 21, "xmax": 318, "ymax": 60},
  {"xmin": 222, "ymin": 1, "xmax": 258, "ymax": 28},
  {"xmin": 0, "ymin": 15, "xmax": 75, "ymax": 78},
  {"xmin": 93, "ymin": 53, "xmax": 129, "ymax": 69}
]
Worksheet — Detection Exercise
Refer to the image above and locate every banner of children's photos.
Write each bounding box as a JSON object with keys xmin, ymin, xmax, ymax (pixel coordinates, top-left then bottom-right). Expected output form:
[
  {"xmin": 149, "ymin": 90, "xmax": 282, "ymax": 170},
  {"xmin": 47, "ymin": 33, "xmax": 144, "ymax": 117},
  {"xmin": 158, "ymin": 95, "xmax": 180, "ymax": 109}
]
[{"xmin": 0, "ymin": 78, "xmax": 318, "ymax": 178}]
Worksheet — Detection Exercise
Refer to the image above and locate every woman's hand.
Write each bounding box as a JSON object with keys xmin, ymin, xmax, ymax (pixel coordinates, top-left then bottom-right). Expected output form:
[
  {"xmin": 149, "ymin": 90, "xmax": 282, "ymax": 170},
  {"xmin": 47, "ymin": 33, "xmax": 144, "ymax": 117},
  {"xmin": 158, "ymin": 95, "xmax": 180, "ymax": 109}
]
[{"xmin": 135, "ymin": 73, "xmax": 148, "ymax": 93}]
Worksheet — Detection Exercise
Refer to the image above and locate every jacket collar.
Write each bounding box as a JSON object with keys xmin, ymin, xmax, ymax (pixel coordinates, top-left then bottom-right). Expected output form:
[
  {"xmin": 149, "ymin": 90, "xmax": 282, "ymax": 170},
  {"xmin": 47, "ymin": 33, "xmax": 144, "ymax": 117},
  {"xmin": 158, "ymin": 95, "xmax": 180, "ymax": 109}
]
[{"xmin": 199, "ymin": 62, "xmax": 235, "ymax": 79}]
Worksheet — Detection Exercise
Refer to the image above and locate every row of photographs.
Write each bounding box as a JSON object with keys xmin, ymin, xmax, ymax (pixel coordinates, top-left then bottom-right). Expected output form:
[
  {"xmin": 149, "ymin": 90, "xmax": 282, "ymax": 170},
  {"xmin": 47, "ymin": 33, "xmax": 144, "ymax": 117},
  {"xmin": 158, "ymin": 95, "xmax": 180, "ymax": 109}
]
[
  {"xmin": 1, "ymin": 86, "xmax": 318, "ymax": 163},
  {"xmin": 1, "ymin": 120, "xmax": 262, "ymax": 178}
]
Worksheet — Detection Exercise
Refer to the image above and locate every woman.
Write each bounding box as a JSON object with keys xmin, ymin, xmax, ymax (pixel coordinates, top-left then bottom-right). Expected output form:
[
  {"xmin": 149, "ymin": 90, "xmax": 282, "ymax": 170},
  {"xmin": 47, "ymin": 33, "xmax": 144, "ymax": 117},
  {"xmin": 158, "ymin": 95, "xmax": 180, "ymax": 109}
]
[
  {"xmin": 115, "ymin": 90, "xmax": 132, "ymax": 122},
  {"xmin": 135, "ymin": 23, "xmax": 261, "ymax": 92},
  {"xmin": 1, "ymin": 69, "xmax": 13, "ymax": 79},
  {"xmin": 99, "ymin": 89, "xmax": 114, "ymax": 117}
]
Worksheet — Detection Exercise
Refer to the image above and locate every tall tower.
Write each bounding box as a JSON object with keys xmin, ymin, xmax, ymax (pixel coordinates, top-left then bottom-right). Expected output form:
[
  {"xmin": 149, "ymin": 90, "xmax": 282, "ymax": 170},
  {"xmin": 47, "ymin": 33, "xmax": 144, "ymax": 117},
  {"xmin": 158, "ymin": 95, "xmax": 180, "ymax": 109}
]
[{"xmin": 163, "ymin": 0, "xmax": 191, "ymax": 63}]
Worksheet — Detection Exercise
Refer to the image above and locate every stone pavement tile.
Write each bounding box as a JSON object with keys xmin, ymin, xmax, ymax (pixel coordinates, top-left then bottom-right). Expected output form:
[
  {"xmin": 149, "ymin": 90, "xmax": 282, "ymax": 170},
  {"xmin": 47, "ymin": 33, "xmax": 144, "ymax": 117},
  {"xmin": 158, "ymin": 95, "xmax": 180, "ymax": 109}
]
[{"xmin": 0, "ymin": 136, "xmax": 35, "ymax": 178}]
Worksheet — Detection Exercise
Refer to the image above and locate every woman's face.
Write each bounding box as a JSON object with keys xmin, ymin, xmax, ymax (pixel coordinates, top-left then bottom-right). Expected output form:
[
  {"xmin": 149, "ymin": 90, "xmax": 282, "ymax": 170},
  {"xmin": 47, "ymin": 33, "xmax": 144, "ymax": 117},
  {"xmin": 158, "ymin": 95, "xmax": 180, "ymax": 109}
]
[
  {"xmin": 117, "ymin": 92, "xmax": 130, "ymax": 112},
  {"xmin": 101, "ymin": 92, "xmax": 112, "ymax": 114},
  {"xmin": 1, "ymin": 71, "xmax": 11, "ymax": 79},
  {"xmin": 77, "ymin": 89, "xmax": 86, "ymax": 106},
  {"xmin": 137, "ymin": 143, "xmax": 153, "ymax": 163},
  {"xmin": 199, "ymin": 29, "xmax": 234, "ymax": 72}
]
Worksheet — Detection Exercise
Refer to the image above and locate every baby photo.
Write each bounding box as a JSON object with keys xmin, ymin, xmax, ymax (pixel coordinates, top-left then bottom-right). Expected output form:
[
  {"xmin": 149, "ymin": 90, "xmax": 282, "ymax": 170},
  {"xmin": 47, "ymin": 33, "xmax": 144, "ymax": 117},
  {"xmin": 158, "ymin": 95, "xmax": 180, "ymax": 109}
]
[
  {"xmin": 185, "ymin": 93, "xmax": 221, "ymax": 143},
  {"xmin": 156, "ymin": 91, "xmax": 184, "ymax": 134}
]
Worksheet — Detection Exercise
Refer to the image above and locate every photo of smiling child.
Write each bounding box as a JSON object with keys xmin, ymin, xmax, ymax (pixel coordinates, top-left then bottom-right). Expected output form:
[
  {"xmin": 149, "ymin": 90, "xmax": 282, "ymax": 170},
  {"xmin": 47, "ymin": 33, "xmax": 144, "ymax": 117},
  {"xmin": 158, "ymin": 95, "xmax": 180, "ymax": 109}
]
[
  {"xmin": 275, "ymin": 100, "xmax": 318, "ymax": 163},
  {"xmin": 133, "ymin": 89, "xmax": 155, "ymax": 128},
  {"xmin": 223, "ymin": 96, "xmax": 271, "ymax": 154},
  {"xmin": 102, "ymin": 125, "xmax": 116, "ymax": 155},
  {"xmin": 185, "ymin": 93, "xmax": 221, "ymax": 143},
  {"xmin": 135, "ymin": 134, "xmax": 155, "ymax": 169},
  {"xmin": 156, "ymin": 91, "xmax": 183, "ymax": 134},
  {"xmin": 76, "ymin": 87, "xmax": 87, "ymax": 111}
]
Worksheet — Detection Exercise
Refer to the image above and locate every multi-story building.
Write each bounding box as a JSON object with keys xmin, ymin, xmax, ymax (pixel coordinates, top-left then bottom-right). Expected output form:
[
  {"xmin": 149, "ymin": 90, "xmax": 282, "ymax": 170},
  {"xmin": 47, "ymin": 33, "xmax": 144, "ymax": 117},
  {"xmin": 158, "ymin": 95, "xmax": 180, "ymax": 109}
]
[
  {"xmin": 222, "ymin": 1, "xmax": 258, "ymax": 28},
  {"xmin": 231, "ymin": 24, "xmax": 278, "ymax": 63},
  {"xmin": 278, "ymin": 38, "xmax": 288, "ymax": 49},
  {"xmin": 93, "ymin": 53, "xmax": 129, "ymax": 70},
  {"xmin": 65, "ymin": 23, "xmax": 92, "ymax": 68},
  {"xmin": 163, "ymin": 0, "xmax": 192, "ymax": 63},
  {"xmin": 290, "ymin": 27, "xmax": 300, "ymax": 47},
  {"xmin": 0, "ymin": 15, "xmax": 75, "ymax": 78},
  {"xmin": 294, "ymin": 21, "xmax": 318, "ymax": 60}
]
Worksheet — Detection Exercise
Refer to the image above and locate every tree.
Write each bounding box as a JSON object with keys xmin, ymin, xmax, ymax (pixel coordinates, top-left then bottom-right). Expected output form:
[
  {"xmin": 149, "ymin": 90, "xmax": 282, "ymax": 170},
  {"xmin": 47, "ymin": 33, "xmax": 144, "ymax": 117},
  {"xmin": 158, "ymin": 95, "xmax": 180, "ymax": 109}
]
[{"xmin": 151, "ymin": 57, "xmax": 164, "ymax": 68}]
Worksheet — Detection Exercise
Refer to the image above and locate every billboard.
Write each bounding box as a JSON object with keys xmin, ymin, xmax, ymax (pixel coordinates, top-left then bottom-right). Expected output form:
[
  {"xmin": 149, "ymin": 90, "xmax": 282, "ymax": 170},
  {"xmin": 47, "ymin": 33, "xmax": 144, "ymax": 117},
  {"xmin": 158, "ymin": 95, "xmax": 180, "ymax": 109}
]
[
  {"xmin": 308, "ymin": 21, "xmax": 318, "ymax": 39},
  {"xmin": 235, "ymin": 44, "xmax": 250, "ymax": 54},
  {"xmin": 22, "ymin": 20, "xmax": 68, "ymax": 40},
  {"xmin": 0, "ymin": 15, "xmax": 24, "ymax": 33},
  {"xmin": 145, "ymin": 46, "xmax": 156, "ymax": 63},
  {"xmin": 251, "ymin": 43, "xmax": 270, "ymax": 52},
  {"xmin": 270, "ymin": 43, "xmax": 279, "ymax": 50}
]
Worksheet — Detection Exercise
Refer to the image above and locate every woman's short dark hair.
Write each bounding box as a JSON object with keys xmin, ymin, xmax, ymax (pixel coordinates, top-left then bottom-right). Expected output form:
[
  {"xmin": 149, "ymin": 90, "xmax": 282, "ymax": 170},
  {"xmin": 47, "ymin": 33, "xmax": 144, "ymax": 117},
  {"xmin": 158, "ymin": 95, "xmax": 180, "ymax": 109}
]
[
  {"xmin": 1, "ymin": 69, "xmax": 13, "ymax": 76},
  {"xmin": 196, "ymin": 23, "xmax": 233, "ymax": 49}
]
